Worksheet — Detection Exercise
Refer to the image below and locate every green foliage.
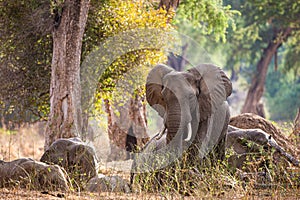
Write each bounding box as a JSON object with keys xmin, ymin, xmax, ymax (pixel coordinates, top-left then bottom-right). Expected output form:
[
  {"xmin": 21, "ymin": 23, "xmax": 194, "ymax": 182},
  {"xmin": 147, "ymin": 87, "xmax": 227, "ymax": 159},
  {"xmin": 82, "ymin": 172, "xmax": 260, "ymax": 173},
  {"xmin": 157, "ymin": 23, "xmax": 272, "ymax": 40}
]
[
  {"xmin": 0, "ymin": 0, "xmax": 172, "ymax": 123},
  {"xmin": 283, "ymin": 31, "xmax": 300, "ymax": 77},
  {"xmin": 219, "ymin": 0, "xmax": 300, "ymax": 120},
  {"xmin": 266, "ymin": 70, "xmax": 300, "ymax": 121},
  {"xmin": 0, "ymin": 0, "xmax": 240, "ymax": 125},
  {"xmin": 224, "ymin": 0, "xmax": 300, "ymax": 73},
  {"xmin": 0, "ymin": 0, "xmax": 52, "ymax": 123},
  {"xmin": 83, "ymin": 0, "xmax": 172, "ymax": 114},
  {"xmin": 83, "ymin": 0, "xmax": 171, "ymax": 57},
  {"xmin": 242, "ymin": 0, "xmax": 300, "ymax": 28},
  {"xmin": 174, "ymin": 0, "xmax": 240, "ymax": 42}
]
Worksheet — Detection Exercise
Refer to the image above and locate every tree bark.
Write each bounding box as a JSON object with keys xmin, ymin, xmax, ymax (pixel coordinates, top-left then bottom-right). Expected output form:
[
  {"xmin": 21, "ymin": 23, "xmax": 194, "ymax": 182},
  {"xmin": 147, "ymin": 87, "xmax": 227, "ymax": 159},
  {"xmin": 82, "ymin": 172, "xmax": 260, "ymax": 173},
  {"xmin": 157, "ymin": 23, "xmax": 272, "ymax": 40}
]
[
  {"xmin": 105, "ymin": 99, "xmax": 129, "ymax": 161},
  {"xmin": 241, "ymin": 28, "xmax": 292, "ymax": 115},
  {"xmin": 159, "ymin": 0, "xmax": 180, "ymax": 11},
  {"xmin": 44, "ymin": 0, "xmax": 90, "ymax": 149},
  {"xmin": 227, "ymin": 125, "xmax": 299, "ymax": 167},
  {"xmin": 105, "ymin": 94, "xmax": 149, "ymax": 161},
  {"xmin": 129, "ymin": 93, "xmax": 149, "ymax": 147},
  {"xmin": 167, "ymin": 43, "xmax": 188, "ymax": 71},
  {"xmin": 230, "ymin": 113, "xmax": 299, "ymax": 157}
]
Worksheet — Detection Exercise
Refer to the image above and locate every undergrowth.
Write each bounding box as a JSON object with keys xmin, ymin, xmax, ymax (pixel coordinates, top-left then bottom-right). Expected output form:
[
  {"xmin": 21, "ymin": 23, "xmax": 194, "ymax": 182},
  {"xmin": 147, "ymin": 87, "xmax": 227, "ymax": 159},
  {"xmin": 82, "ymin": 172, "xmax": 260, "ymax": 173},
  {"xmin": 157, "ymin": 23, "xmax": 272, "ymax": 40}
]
[{"xmin": 132, "ymin": 143, "xmax": 300, "ymax": 197}]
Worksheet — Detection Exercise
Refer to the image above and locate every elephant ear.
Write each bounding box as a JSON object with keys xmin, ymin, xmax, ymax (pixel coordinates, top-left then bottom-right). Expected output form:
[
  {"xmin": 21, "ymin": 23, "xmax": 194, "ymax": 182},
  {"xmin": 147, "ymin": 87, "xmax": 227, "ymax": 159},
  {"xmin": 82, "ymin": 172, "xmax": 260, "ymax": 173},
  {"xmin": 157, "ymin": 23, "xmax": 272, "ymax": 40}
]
[
  {"xmin": 188, "ymin": 64, "xmax": 232, "ymax": 121},
  {"xmin": 146, "ymin": 64, "xmax": 174, "ymax": 118}
]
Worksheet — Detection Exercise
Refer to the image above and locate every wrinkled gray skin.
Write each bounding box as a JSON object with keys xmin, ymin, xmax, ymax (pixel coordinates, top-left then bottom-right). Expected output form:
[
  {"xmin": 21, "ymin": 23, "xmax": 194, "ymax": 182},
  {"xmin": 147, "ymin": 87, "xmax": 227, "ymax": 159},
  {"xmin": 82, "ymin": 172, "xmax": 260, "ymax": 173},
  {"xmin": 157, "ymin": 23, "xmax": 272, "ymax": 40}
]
[{"xmin": 146, "ymin": 64, "xmax": 232, "ymax": 159}]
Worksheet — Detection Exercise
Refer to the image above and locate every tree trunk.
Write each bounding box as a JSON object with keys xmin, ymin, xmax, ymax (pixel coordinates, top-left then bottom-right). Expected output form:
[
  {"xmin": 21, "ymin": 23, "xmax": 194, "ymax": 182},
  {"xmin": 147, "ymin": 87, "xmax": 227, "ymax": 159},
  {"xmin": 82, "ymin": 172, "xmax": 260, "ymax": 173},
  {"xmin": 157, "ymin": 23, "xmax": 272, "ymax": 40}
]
[
  {"xmin": 104, "ymin": 0, "xmax": 179, "ymax": 161},
  {"xmin": 105, "ymin": 94, "xmax": 149, "ymax": 161},
  {"xmin": 159, "ymin": 0, "xmax": 180, "ymax": 11},
  {"xmin": 105, "ymin": 99, "xmax": 129, "ymax": 161},
  {"xmin": 241, "ymin": 28, "xmax": 292, "ymax": 115},
  {"xmin": 129, "ymin": 93, "xmax": 149, "ymax": 147},
  {"xmin": 167, "ymin": 43, "xmax": 188, "ymax": 71},
  {"xmin": 44, "ymin": 0, "xmax": 90, "ymax": 149}
]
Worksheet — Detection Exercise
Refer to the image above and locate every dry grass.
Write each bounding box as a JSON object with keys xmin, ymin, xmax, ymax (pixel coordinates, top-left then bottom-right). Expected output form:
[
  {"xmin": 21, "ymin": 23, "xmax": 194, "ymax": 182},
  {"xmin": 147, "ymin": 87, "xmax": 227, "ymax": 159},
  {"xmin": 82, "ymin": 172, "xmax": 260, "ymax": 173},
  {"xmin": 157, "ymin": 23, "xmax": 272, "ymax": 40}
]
[
  {"xmin": 0, "ymin": 124, "xmax": 44, "ymax": 161},
  {"xmin": 0, "ymin": 124, "xmax": 300, "ymax": 199}
]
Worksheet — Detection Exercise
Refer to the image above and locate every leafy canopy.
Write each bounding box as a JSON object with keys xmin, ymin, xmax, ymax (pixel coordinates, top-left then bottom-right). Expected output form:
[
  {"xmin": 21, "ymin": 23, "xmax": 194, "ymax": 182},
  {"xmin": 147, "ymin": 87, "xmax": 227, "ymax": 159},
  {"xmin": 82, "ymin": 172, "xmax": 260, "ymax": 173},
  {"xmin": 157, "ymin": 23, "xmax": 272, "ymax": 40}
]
[
  {"xmin": 82, "ymin": 0, "xmax": 173, "ymax": 114},
  {"xmin": 222, "ymin": 0, "xmax": 300, "ymax": 120},
  {"xmin": 0, "ymin": 0, "xmax": 238, "ymax": 124},
  {"xmin": 0, "ymin": 0, "xmax": 52, "ymax": 122},
  {"xmin": 174, "ymin": 0, "xmax": 239, "ymax": 42}
]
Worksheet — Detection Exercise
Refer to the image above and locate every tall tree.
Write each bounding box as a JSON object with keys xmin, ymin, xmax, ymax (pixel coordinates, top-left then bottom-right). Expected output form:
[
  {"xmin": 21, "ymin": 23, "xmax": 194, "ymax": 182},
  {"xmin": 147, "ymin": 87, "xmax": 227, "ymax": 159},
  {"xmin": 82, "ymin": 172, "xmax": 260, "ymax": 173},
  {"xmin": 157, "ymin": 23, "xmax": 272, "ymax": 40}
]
[
  {"xmin": 44, "ymin": 0, "xmax": 90, "ymax": 149},
  {"xmin": 241, "ymin": 27, "xmax": 292, "ymax": 114},
  {"xmin": 88, "ymin": 0, "xmax": 172, "ymax": 160},
  {"xmin": 233, "ymin": 1, "xmax": 300, "ymax": 115}
]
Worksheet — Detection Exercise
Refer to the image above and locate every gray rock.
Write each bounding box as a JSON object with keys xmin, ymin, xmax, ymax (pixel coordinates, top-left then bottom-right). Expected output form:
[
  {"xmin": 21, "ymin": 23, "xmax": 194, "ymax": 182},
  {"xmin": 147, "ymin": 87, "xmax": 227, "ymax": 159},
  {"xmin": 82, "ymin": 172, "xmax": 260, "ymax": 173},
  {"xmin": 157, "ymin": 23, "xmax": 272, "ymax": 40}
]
[
  {"xmin": 86, "ymin": 174, "xmax": 130, "ymax": 193},
  {"xmin": 40, "ymin": 137, "xmax": 98, "ymax": 189},
  {"xmin": 0, "ymin": 158, "xmax": 70, "ymax": 191}
]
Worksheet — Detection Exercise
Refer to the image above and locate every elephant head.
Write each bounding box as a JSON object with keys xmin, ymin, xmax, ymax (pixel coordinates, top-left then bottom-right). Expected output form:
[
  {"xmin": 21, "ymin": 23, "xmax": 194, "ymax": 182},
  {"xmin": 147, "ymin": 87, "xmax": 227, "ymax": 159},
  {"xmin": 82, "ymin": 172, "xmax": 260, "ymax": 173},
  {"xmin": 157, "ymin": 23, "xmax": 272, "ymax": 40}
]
[{"xmin": 146, "ymin": 64, "xmax": 232, "ymax": 153}]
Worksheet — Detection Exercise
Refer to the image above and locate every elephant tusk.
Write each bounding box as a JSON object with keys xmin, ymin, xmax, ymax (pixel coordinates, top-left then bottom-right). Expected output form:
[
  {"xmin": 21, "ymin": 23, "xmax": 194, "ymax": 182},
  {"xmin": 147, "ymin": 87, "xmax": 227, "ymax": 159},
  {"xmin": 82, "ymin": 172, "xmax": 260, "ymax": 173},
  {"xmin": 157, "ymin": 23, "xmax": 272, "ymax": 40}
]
[
  {"xmin": 184, "ymin": 123, "xmax": 192, "ymax": 141},
  {"xmin": 156, "ymin": 126, "xmax": 167, "ymax": 140}
]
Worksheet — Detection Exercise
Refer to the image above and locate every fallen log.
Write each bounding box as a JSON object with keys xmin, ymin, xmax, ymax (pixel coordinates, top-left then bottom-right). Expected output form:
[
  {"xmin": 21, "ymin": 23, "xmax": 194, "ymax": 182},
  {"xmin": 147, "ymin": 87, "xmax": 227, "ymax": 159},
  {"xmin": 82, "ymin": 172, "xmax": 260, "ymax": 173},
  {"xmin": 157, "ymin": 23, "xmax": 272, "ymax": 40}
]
[
  {"xmin": 227, "ymin": 125, "xmax": 299, "ymax": 167},
  {"xmin": 230, "ymin": 113, "xmax": 300, "ymax": 158}
]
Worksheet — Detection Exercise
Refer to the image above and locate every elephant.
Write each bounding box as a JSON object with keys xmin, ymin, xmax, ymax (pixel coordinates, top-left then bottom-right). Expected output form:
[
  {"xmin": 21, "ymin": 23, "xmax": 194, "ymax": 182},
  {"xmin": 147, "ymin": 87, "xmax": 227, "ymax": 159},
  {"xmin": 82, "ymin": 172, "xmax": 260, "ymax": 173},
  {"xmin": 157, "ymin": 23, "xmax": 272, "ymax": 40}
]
[
  {"xmin": 130, "ymin": 64, "xmax": 232, "ymax": 192},
  {"xmin": 145, "ymin": 63, "xmax": 232, "ymax": 161}
]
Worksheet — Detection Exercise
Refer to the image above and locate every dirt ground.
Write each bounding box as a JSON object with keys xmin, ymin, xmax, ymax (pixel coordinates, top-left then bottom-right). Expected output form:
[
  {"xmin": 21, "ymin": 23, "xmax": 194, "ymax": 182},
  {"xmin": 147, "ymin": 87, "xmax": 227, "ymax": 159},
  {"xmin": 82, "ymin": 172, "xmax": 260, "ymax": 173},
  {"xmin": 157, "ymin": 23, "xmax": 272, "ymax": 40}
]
[
  {"xmin": 0, "ymin": 188, "xmax": 158, "ymax": 200},
  {"xmin": 1, "ymin": 188, "xmax": 300, "ymax": 200}
]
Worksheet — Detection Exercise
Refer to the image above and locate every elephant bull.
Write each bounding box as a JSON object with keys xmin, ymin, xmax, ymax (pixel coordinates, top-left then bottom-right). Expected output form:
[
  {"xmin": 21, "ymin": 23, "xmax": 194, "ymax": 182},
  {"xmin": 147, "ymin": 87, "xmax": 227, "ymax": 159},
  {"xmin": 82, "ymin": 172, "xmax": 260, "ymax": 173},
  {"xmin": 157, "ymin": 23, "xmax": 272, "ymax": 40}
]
[
  {"xmin": 145, "ymin": 63, "xmax": 232, "ymax": 160},
  {"xmin": 131, "ymin": 64, "xmax": 232, "ymax": 185},
  {"xmin": 130, "ymin": 63, "xmax": 232, "ymax": 193}
]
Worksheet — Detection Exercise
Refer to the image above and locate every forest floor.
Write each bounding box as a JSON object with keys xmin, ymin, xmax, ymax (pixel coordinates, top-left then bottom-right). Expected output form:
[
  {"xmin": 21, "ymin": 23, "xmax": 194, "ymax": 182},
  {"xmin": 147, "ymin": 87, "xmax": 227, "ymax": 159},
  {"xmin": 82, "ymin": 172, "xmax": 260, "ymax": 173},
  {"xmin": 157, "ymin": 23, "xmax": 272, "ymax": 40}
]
[
  {"xmin": 0, "ymin": 124, "xmax": 300, "ymax": 199},
  {"xmin": 0, "ymin": 187, "xmax": 300, "ymax": 199}
]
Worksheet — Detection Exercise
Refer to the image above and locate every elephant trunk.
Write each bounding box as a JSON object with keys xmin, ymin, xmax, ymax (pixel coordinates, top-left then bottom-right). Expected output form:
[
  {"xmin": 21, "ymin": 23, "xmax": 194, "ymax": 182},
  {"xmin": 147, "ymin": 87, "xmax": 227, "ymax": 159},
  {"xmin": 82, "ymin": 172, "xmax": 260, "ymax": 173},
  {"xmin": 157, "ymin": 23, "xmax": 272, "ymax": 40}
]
[
  {"xmin": 166, "ymin": 101, "xmax": 191, "ymax": 145},
  {"xmin": 166, "ymin": 112, "xmax": 181, "ymax": 144}
]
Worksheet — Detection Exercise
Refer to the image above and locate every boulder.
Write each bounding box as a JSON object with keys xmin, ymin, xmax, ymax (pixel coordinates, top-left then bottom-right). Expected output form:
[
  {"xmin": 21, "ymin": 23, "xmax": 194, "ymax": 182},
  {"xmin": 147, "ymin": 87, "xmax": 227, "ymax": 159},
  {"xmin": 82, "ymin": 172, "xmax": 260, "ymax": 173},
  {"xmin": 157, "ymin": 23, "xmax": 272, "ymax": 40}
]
[
  {"xmin": 0, "ymin": 158, "xmax": 70, "ymax": 191},
  {"xmin": 86, "ymin": 174, "xmax": 130, "ymax": 193},
  {"xmin": 40, "ymin": 137, "xmax": 98, "ymax": 189}
]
